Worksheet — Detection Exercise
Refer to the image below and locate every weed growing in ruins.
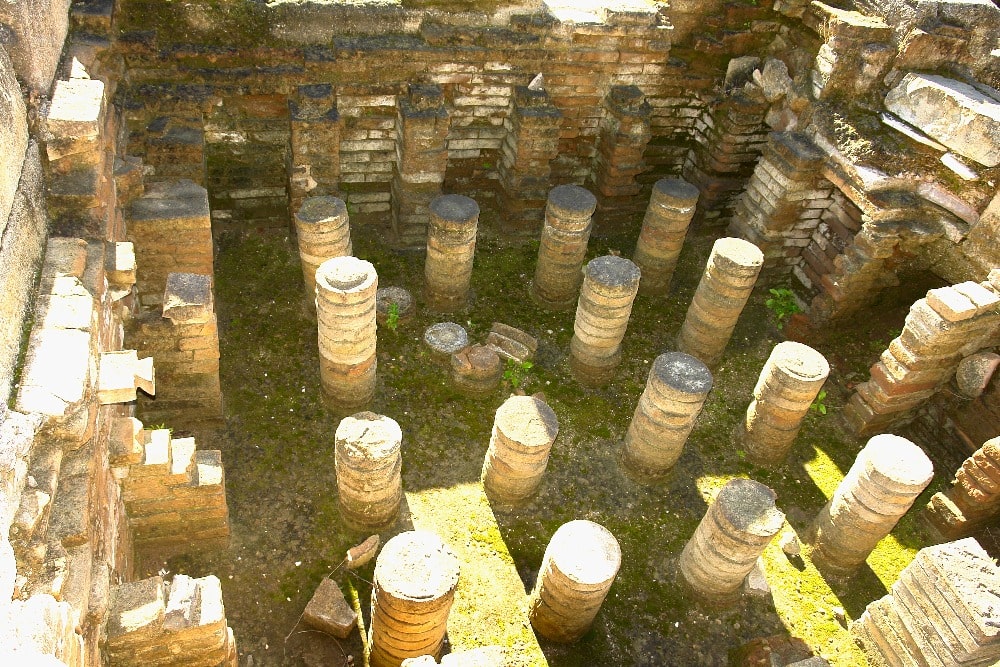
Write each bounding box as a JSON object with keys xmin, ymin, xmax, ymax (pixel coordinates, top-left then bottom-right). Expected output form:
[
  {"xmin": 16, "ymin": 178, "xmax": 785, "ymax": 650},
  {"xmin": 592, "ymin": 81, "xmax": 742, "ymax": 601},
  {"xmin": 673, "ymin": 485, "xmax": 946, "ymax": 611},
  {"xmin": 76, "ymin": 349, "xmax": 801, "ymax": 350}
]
[
  {"xmin": 810, "ymin": 389, "xmax": 829, "ymax": 415},
  {"xmin": 765, "ymin": 287, "xmax": 801, "ymax": 327},
  {"xmin": 503, "ymin": 358, "xmax": 534, "ymax": 389},
  {"xmin": 385, "ymin": 302, "xmax": 400, "ymax": 332}
]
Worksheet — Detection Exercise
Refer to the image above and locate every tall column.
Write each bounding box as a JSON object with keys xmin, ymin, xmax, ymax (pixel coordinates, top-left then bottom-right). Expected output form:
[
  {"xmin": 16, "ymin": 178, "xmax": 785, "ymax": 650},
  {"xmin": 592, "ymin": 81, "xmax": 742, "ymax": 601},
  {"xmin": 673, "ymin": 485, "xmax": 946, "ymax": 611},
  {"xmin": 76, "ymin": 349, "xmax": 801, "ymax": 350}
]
[
  {"xmin": 335, "ymin": 412, "xmax": 403, "ymax": 529},
  {"xmin": 740, "ymin": 341, "xmax": 829, "ymax": 467},
  {"xmin": 294, "ymin": 196, "xmax": 352, "ymax": 304},
  {"xmin": 369, "ymin": 531, "xmax": 460, "ymax": 667},
  {"xmin": 289, "ymin": 84, "xmax": 341, "ymax": 215},
  {"xmin": 316, "ymin": 256, "xmax": 378, "ymax": 412},
  {"xmin": 679, "ymin": 479, "xmax": 784, "ymax": 603},
  {"xmin": 482, "ymin": 395, "xmax": 559, "ymax": 504},
  {"xmin": 811, "ymin": 434, "xmax": 933, "ymax": 574},
  {"xmin": 924, "ymin": 436, "xmax": 1000, "ymax": 541},
  {"xmin": 569, "ymin": 256, "xmax": 641, "ymax": 386},
  {"xmin": 391, "ymin": 84, "xmax": 450, "ymax": 249},
  {"xmin": 632, "ymin": 178, "xmax": 699, "ymax": 297},
  {"xmin": 529, "ymin": 520, "xmax": 621, "ymax": 643},
  {"xmin": 621, "ymin": 352, "xmax": 713, "ymax": 478},
  {"xmin": 593, "ymin": 85, "xmax": 652, "ymax": 232},
  {"xmin": 530, "ymin": 185, "xmax": 597, "ymax": 310},
  {"xmin": 424, "ymin": 194, "xmax": 479, "ymax": 313},
  {"xmin": 498, "ymin": 86, "xmax": 562, "ymax": 234},
  {"xmin": 677, "ymin": 237, "xmax": 763, "ymax": 368}
]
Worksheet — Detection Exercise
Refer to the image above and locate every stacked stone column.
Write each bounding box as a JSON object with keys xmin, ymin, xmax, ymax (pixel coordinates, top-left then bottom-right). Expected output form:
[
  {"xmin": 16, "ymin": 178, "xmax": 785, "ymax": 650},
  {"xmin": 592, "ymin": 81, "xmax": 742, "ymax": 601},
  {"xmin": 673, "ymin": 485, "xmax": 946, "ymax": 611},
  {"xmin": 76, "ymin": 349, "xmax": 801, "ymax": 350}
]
[
  {"xmin": 482, "ymin": 395, "xmax": 559, "ymax": 504},
  {"xmin": 294, "ymin": 196, "xmax": 352, "ymax": 304},
  {"xmin": 335, "ymin": 412, "xmax": 403, "ymax": 530},
  {"xmin": 370, "ymin": 531, "xmax": 460, "ymax": 667},
  {"xmin": 679, "ymin": 479, "xmax": 784, "ymax": 603},
  {"xmin": 811, "ymin": 434, "xmax": 933, "ymax": 574},
  {"xmin": 621, "ymin": 352, "xmax": 713, "ymax": 479},
  {"xmin": 593, "ymin": 86, "xmax": 652, "ymax": 230},
  {"xmin": 852, "ymin": 538, "xmax": 1000, "ymax": 667},
  {"xmin": 632, "ymin": 178, "xmax": 700, "ymax": 297},
  {"xmin": 530, "ymin": 185, "xmax": 597, "ymax": 310},
  {"xmin": 529, "ymin": 520, "xmax": 621, "ymax": 643},
  {"xmin": 498, "ymin": 86, "xmax": 562, "ymax": 233},
  {"xmin": 569, "ymin": 255, "xmax": 641, "ymax": 386},
  {"xmin": 845, "ymin": 280, "xmax": 1000, "ymax": 436},
  {"xmin": 316, "ymin": 256, "xmax": 378, "ymax": 412},
  {"xmin": 424, "ymin": 194, "xmax": 479, "ymax": 313},
  {"xmin": 289, "ymin": 84, "xmax": 342, "ymax": 214},
  {"xmin": 677, "ymin": 237, "xmax": 764, "ymax": 368},
  {"xmin": 740, "ymin": 341, "xmax": 829, "ymax": 467},
  {"xmin": 924, "ymin": 436, "xmax": 1000, "ymax": 540}
]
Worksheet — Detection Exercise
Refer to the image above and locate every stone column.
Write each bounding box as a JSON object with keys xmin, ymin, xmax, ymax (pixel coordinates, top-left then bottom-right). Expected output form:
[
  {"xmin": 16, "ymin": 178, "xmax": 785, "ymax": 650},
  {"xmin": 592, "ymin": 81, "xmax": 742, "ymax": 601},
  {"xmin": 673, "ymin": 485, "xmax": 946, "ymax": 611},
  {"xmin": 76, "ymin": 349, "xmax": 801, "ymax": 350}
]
[
  {"xmin": 679, "ymin": 478, "xmax": 784, "ymax": 603},
  {"xmin": 335, "ymin": 412, "xmax": 403, "ymax": 529},
  {"xmin": 391, "ymin": 84, "xmax": 450, "ymax": 248},
  {"xmin": 677, "ymin": 237, "xmax": 764, "ymax": 368},
  {"xmin": 811, "ymin": 434, "xmax": 933, "ymax": 574},
  {"xmin": 621, "ymin": 352, "xmax": 713, "ymax": 479},
  {"xmin": 530, "ymin": 185, "xmax": 597, "ymax": 310},
  {"xmin": 852, "ymin": 538, "xmax": 1000, "ymax": 667},
  {"xmin": 289, "ymin": 84, "xmax": 341, "ymax": 215},
  {"xmin": 593, "ymin": 85, "xmax": 653, "ymax": 231},
  {"xmin": 632, "ymin": 178, "xmax": 700, "ymax": 297},
  {"xmin": 740, "ymin": 341, "xmax": 829, "ymax": 467},
  {"xmin": 294, "ymin": 196, "xmax": 352, "ymax": 304},
  {"xmin": 424, "ymin": 194, "xmax": 479, "ymax": 313},
  {"xmin": 529, "ymin": 520, "xmax": 621, "ymax": 643},
  {"xmin": 924, "ymin": 436, "xmax": 1000, "ymax": 541},
  {"xmin": 451, "ymin": 345, "xmax": 502, "ymax": 398},
  {"xmin": 316, "ymin": 256, "xmax": 378, "ymax": 412},
  {"xmin": 482, "ymin": 395, "xmax": 559, "ymax": 504},
  {"xmin": 369, "ymin": 531, "xmax": 460, "ymax": 667},
  {"xmin": 569, "ymin": 255, "xmax": 641, "ymax": 386},
  {"xmin": 498, "ymin": 86, "xmax": 562, "ymax": 233}
]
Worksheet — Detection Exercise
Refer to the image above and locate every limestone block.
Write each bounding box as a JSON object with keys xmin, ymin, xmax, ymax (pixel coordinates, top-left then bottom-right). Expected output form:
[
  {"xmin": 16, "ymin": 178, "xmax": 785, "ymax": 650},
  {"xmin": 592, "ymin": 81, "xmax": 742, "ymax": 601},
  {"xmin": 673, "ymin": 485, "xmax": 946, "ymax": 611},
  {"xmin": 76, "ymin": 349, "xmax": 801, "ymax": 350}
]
[
  {"xmin": 956, "ymin": 351, "xmax": 1000, "ymax": 398},
  {"xmin": 0, "ymin": 0, "xmax": 71, "ymax": 93},
  {"xmin": 482, "ymin": 395, "xmax": 559, "ymax": 504},
  {"xmin": 0, "ymin": 408, "xmax": 43, "ymax": 534},
  {"xmin": 484, "ymin": 323, "xmax": 537, "ymax": 364},
  {"xmin": 16, "ymin": 328, "xmax": 92, "ymax": 416},
  {"xmin": 336, "ymin": 412, "xmax": 403, "ymax": 529},
  {"xmin": 884, "ymin": 73, "xmax": 1000, "ymax": 167},
  {"xmin": 98, "ymin": 351, "xmax": 155, "ymax": 404},
  {"xmin": 7, "ymin": 593, "xmax": 82, "ymax": 664},
  {"xmin": 106, "ymin": 577, "xmax": 167, "ymax": 643},
  {"xmin": 303, "ymin": 578, "xmax": 358, "ymax": 639},
  {"xmin": 42, "ymin": 78, "xmax": 106, "ymax": 160},
  {"xmin": 107, "ymin": 242, "xmax": 137, "ymax": 289},
  {"xmin": 529, "ymin": 520, "xmax": 621, "ymax": 643},
  {"xmin": 369, "ymin": 531, "xmax": 460, "ymax": 667},
  {"xmin": 0, "ymin": 47, "xmax": 27, "ymax": 230},
  {"xmin": 163, "ymin": 273, "xmax": 214, "ymax": 324}
]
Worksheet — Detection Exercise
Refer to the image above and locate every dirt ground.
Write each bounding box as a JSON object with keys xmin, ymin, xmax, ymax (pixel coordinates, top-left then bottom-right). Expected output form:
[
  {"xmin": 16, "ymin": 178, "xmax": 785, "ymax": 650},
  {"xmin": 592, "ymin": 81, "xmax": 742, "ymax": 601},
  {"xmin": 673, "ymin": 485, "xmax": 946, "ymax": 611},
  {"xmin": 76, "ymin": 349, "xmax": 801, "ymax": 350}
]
[{"xmin": 153, "ymin": 211, "xmax": 957, "ymax": 667}]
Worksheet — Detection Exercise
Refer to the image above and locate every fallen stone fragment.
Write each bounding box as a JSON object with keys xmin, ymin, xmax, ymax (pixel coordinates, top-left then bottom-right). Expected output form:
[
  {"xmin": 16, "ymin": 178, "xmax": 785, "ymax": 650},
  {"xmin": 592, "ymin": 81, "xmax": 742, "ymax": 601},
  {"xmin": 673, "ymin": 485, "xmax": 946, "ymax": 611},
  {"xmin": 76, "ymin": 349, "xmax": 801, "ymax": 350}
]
[
  {"xmin": 346, "ymin": 535, "xmax": 380, "ymax": 569},
  {"xmin": 303, "ymin": 578, "xmax": 357, "ymax": 639}
]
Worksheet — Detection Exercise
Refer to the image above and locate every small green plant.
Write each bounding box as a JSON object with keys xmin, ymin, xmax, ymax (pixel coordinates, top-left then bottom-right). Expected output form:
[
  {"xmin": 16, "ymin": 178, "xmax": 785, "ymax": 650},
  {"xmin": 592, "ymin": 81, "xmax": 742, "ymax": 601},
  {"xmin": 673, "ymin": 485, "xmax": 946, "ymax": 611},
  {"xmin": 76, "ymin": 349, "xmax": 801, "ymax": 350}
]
[
  {"xmin": 503, "ymin": 358, "xmax": 534, "ymax": 389},
  {"xmin": 810, "ymin": 389, "xmax": 828, "ymax": 415},
  {"xmin": 385, "ymin": 302, "xmax": 400, "ymax": 332},
  {"xmin": 765, "ymin": 288, "xmax": 801, "ymax": 327}
]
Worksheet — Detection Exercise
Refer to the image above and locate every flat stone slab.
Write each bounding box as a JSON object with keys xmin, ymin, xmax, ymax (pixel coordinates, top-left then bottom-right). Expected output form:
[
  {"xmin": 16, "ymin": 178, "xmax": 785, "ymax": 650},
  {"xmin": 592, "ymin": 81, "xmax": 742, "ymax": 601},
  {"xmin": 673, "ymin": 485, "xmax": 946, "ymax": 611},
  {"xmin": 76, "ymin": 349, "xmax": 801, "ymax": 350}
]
[
  {"xmin": 885, "ymin": 73, "xmax": 1000, "ymax": 167},
  {"xmin": 424, "ymin": 322, "xmax": 468, "ymax": 357},
  {"xmin": 303, "ymin": 578, "xmax": 358, "ymax": 639}
]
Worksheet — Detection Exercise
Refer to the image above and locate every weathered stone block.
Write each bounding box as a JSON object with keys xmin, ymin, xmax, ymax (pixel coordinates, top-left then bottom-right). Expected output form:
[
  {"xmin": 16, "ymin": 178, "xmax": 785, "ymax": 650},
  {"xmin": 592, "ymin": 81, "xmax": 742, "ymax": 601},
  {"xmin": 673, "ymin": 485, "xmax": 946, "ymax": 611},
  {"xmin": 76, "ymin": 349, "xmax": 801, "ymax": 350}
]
[{"xmin": 303, "ymin": 578, "xmax": 357, "ymax": 639}]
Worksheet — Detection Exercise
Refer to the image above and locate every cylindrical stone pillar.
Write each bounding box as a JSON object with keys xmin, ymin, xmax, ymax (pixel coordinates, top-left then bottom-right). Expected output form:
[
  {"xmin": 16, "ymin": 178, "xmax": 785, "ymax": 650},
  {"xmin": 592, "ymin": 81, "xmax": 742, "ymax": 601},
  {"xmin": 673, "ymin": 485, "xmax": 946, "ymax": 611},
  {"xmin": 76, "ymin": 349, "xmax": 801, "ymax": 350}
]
[
  {"xmin": 529, "ymin": 520, "xmax": 621, "ymax": 643},
  {"xmin": 425, "ymin": 194, "xmax": 479, "ymax": 313},
  {"xmin": 811, "ymin": 434, "xmax": 933, "ymax": 574},
  {"xmin": 530, "ymin": 185, "xmax": 598, "ymax": 310},
  {"xmin": 679, "ymin": 478, "xmax": 784, "ymax": 603},
  {"xmin": 740, "ymin": 342, "xmax": 830, "ymax": 467},
  {"xmin": 316, "ymin": 256, "xmax": 378, "ymax": 411},
  {"xmin": 569, "ymin": 255, "xmax": 641, "ymax": 386},
  {"xmin": 482, "ymin": 395, "xmax": 559, "ymax": 504},
  {"xmin": 621, "ymin": 352, "xmax": 713, "ymax": 478},
  {"xmin": 295, "ymin": 196, "xmax": 353, "ymax": 303},
  {"xmin": 632, "ymin": 178, "xmax": 699, "ymax": 297},
  {"xmin": 676, "ymin": 237, "xmax": 764, "ymax": 368},
  {"xmin": 335, "ymin": 412, "xmax": 402, "ymax": 529},
  {"xmin": 369, "ymin": 531, "xmax": 460, "ymax": 667}
]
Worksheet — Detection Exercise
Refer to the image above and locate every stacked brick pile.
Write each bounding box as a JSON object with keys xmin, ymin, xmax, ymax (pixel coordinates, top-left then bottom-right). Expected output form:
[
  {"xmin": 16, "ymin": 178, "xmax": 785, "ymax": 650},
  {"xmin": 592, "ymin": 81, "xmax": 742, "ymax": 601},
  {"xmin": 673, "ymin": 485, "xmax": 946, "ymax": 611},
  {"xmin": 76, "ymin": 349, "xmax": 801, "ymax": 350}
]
[
  {"xmin": 804, "ymin": 3, "xmax": 892, "ymax": 101},
  {"xmin": 127, "ymin": 181, "xmax": 214, "ymax": 308},
  {"xmin": 593, "ymin": 85, "xmax": 652, "ymax": 230},
  {"xmin": 294, "ymin": 196, "xmax": 353, "ymax": 302},
  {"xmin": 337, "ymin": 88, "xmax": 397, "ymax": 222},
  {"xmin": 335, "ymin": 412, "xmax": 403, "ymax": 530},
  {"xmin": 793, "ymin": 189, "xmax": 862, "ymax": 301},
  {"xmin": 289, "ymin": 84, "xmax": 341, "ymax": 214},
  {"xmin": 113, "ymin": 420, "xmax": 230, "ymax": 559},
  {"xmin": 531, "ymin": 185, "xmax": 597, "ymax": 310},
  {"xmin": 424, "ymin": 194, "xmax": 479, "ymax": 313},
  {"xmin": 924, "ymin": 436, "xmax": 1000, "ymax": 540},
  {"xmin": 131, "ymin": 272, "xmax": 223, "ymax": 429},
  {"xmin": 728, "ymin": 132, "xmax": 829, "ymax": 275},
  {"xmin": 632, "ymin": 177, "xmax": 700, "ymax": 297},
  {"xmin": 482, "ymin": 395, "xmax": 560, "ymax": 504},
  {"xmin": 105, "ymin": 574, "xmax": 237, "ymax": 666},
  {"xmin": 852, "ymin": 538, "xmax": 1000, "ymax": 666},
  {"xmin": 144, "ymin": 116, "xmax": 206, "ymax": 186},
  {"xmin": 845, "ymin": 280, "xmax": 1000, "ymax": 436},
  {"xmin": 391, "ymin": 85, "xmax": 450, "ymax": 248}
]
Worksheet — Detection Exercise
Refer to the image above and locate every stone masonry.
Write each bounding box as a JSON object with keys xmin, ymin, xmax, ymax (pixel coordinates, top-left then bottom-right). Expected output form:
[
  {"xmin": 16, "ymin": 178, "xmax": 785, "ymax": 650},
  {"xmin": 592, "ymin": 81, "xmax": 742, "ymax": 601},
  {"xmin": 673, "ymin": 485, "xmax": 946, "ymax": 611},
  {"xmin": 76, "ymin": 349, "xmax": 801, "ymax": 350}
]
[
  {"xmin": 294, "ymin": 196, "xmax": 353, "ymax": 306},
  {"xmin": 530, "ymin": 185, "xmax": 597, "ymax": 310},
  {"xmin": 424, "ymin": 195, "xmax": 479, "ymax": 313},
  {"xmin": 924, "ymin": 436, "xmax": 1000, "ymax": 541},
  {"xmin": 335, "ymin": 412, "xmax": 403, "ymax": 530},
  {"xmin": 632, "ymin": 178, "xmax": 700, "ymax": 297},
  {"xmin": 482, "ymin": 395, "xmax": 559, "ymax": 505}
]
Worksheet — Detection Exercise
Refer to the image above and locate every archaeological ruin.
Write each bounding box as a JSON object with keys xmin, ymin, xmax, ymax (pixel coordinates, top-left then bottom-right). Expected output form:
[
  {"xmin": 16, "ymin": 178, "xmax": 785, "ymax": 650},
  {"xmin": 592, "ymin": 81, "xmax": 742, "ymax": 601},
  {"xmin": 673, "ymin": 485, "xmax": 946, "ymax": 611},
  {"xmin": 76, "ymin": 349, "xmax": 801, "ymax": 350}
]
[{"xmin": 1, "ymin": 0, "xmax": 999, "ymax": 665}]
